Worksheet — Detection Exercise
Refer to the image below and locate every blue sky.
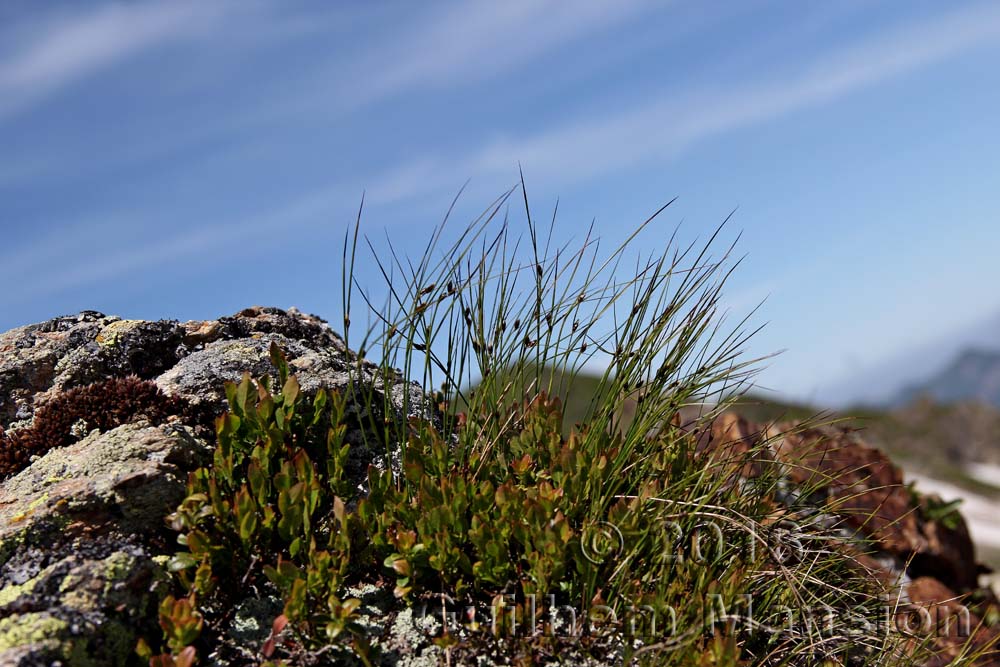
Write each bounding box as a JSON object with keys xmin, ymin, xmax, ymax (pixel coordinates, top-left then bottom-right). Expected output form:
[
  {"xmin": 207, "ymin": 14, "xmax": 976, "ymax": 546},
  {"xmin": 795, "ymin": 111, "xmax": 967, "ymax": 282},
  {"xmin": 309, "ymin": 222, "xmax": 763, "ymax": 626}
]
[{"xmin": 2, "ymin": 1, "xmax": 999, "ymax": 403}]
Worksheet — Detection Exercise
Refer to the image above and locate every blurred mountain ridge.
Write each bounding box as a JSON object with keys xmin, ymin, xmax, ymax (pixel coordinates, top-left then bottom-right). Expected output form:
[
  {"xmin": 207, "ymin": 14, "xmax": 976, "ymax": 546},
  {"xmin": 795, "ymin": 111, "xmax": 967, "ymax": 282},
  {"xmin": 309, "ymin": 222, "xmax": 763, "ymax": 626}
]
[
  {"xmin": 817, "ymin": 310, "xmax": 1000, "ymax": 408},
  {"xmin": 895, "ymin": 347, "xmax": 1000, "ymax": 408}
]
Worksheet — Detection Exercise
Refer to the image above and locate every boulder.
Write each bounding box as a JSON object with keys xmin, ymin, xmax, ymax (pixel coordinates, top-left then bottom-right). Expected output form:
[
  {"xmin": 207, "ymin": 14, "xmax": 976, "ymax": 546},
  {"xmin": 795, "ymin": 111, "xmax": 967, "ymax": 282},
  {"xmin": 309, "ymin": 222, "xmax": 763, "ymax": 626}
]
[
  {"xmin": 0, "ymin": 307, "xmax": 424, "ymax": 666},
  {"xmin": 700, "ymin": 412, "xmax": 1000, "ymax": 665},
  {"xmin": 0, "ymin": 424, "xmax": 206, "ymax": 666}
]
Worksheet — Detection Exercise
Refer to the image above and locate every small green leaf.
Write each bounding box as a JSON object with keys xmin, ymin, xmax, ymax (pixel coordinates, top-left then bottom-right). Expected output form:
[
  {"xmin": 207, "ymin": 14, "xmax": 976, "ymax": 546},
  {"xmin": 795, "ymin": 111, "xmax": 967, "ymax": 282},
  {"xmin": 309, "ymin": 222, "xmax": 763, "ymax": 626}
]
[
  {"xmin": 270, "ymin": 342, "xmax": 290, "ymax": 385},
  {"xmin": 283, "ymin": 375, "xmax": 300, "ymax": 408},
  {"xmin": 168, "ymin": 552, "xmax": 199, "ymax": 572},
  {"xmin": 236, "ymin": 373, "xmax": 252, "ymax": 413}
]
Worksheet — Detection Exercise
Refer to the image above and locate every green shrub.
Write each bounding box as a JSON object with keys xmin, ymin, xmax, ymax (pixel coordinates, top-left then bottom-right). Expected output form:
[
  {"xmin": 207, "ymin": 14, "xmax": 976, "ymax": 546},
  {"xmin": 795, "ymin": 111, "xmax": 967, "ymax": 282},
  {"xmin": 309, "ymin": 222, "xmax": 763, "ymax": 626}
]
[{"xmin": 148, "ymin": 345, "xmax": 371, "ymax": 664}]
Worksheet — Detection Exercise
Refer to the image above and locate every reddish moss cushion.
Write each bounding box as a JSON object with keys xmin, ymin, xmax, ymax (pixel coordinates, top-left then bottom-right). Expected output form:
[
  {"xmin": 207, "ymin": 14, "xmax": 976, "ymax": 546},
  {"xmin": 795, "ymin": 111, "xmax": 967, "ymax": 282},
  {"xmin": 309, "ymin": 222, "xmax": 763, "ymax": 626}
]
[{"xmin": 0, "ymin": 377, "xmax": 188, "ymax": 479}]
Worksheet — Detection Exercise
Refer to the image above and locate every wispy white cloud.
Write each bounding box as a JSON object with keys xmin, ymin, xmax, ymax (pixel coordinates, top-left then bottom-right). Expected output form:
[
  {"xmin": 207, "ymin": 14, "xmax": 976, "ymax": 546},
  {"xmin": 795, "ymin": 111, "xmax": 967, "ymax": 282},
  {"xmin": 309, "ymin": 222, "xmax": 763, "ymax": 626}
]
[
  {"xmin": 6, "ymin": 2, "xmax": 1000, "ymax": 306},
  {"xmin": 0, "ymin": 0, "xmax": 665, "ymax": 302},
  {"xmin": 0, "ymin": 182, "xmax": 352, "ymax": 308},
  {"xmin": 359, "ymin": 1, "xmax": 1000, "ymax": 205},
  {"xmin": 0, "ymin": 1, "xmax": 239, "ymax": 119},
  {"xmin": 347, "ymin": 0, "xmax": 658, "ymax": 104},
  {"xmin": 0, "ymin": 0, "xmax": 663, "ymax": 189},
  {"xmin": 222, "ymin": 0, "xmax": 667, "ymax": 133}
]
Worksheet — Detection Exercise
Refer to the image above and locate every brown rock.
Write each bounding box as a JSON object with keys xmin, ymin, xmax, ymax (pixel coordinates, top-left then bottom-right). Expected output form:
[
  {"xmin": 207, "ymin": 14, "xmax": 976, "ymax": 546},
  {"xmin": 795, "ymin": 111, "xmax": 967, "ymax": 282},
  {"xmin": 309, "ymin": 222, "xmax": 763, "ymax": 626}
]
[
  {"xmin": 904, "ymin": 577, "xmax": 999, "ymax": 666},
  {"xmin": 700, "ymin": 410, "xmax": 1000, "ymax": 664}
]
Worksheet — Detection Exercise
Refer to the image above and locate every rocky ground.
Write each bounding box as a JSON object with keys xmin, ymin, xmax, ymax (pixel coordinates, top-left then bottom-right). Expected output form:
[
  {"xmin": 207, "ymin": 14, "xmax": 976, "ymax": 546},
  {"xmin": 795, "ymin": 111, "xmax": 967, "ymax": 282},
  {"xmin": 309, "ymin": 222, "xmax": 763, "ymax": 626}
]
[
  {"xmin": 0, "ymin": 308, "xmax": 431, "ymax": 666},
  {"xmin": 0, "ymin": 307, "xmax": 998, "ymax": 665},
  {"xmin": 695, "ymin": 412, "xmax": 1000, "ymax": 664}
]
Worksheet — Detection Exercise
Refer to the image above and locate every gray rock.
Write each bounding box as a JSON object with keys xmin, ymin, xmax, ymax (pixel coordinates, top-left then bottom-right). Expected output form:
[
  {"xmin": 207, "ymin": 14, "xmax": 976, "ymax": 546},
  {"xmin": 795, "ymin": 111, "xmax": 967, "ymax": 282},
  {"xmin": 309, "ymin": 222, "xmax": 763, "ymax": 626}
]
[
  {"xmin": 155, "ymin": 335, "xmax": 320, "ymax": 411},
  {"xmin": 0, "ymin": 306, "xmax": 427, "ymax": 666},
  {"xmin": 0, "ymin": 311, "xmax": 115, "ymax": 424},
  {"xmin": 0, "ymin": 423, "xmax": 207, "ymax": 666}
]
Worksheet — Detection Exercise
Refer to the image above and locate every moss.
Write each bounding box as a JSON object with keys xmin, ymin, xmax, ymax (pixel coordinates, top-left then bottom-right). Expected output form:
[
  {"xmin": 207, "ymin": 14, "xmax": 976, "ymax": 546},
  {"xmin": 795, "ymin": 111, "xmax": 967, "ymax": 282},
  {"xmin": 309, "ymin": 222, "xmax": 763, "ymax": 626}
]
[
  {"xmin": 96, "ymin": 619, "xmax": 135, "ymax": 667},
  {"xmin": 0, "ymin": 376, "xmax": 190, "ymax": 479}
]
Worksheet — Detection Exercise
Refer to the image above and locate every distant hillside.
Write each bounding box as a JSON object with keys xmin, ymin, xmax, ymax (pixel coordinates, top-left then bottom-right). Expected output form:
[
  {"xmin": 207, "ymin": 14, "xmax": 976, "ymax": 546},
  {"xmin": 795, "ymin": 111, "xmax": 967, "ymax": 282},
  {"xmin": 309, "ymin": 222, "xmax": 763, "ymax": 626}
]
[
  {"xmin": 896, "ymin": 348, "xmax": 1000, "ymax": 407},
  {"xmin": 471, "ymin": 368, "xmax": 1000, "ymax": 487}
]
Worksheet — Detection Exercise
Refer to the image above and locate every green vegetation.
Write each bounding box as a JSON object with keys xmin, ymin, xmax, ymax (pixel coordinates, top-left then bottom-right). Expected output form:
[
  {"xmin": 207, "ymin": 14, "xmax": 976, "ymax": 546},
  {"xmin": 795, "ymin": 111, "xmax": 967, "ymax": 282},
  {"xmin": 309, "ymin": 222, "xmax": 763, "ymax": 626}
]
[
  {"xmin": 143, "ymin": 189, "xmax": 992, "ymax": 665},
  {"xmin": 145, "ymin": 347, "xmax": 370, "ymax": 665}
]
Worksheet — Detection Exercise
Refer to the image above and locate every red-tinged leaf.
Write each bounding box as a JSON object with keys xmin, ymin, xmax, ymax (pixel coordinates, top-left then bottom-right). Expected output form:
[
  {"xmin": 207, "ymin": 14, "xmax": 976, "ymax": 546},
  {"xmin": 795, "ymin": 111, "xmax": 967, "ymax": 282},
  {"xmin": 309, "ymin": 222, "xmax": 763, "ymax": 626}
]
[
  {"xmin": 272, "ymin": 613, "xmax": 289, "ymax": 634},
  {"xmin": 175, "ymin": 646, "xmax": 197, "ymax": 667}
]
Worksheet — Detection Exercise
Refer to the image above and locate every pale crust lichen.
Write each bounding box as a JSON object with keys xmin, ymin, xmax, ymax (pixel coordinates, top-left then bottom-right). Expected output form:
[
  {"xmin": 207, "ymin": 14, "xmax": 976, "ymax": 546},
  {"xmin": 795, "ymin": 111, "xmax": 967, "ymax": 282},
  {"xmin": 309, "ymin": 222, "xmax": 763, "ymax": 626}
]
[
  {"xmin": 0, "ymin": 612, "xmax": 71, "ymax": 652},
  {"xmin": 95, "ymin": 320, "xmax": 145, "ymax": 349},
  {"xmin": 0, "ymin": 570, "xmax": 44, "ymax": 607}
]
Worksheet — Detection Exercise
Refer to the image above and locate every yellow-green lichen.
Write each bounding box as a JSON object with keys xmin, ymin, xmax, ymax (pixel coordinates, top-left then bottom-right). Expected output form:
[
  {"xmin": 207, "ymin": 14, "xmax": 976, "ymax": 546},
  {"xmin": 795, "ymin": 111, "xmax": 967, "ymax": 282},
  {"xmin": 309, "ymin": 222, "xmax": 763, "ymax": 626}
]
[
  {"xmin": 221, "ymin": 342, "xmax": 260, "ymax": 362},
  {"xmin": 0, "ymin": 611, "xmax": 117, "ymax": 667},
  {"xmin": 0, "ymin": 572, "xmax": 44, "ymax": 607},
  {"xmin": 95, "ymin": 320, "xmax": 143, "ymax": 349},
  {"xmin": 0, "ymin": 612, "xmax": 71, "ymax": 651},
  {"xmin": 6, "ymin": 490, "xmax": 49, "ymax": 522},
  {"xmin": 59, "ymin": 560, "xmax": 107, "ymax": 611},
  {"xmin": 0, "ymin": 556, "xmax": 145, "ymax": 666},
  {"xmin": 58, "ymin": 568, "xmax": 84, "ymax": 595},
  {"xmin": 27, "ymin": 492, "xmax": 50, "ymax": 512},
  {"xmin": 101, "ymin": 552, "xmax": 135, "ymax": 596}
]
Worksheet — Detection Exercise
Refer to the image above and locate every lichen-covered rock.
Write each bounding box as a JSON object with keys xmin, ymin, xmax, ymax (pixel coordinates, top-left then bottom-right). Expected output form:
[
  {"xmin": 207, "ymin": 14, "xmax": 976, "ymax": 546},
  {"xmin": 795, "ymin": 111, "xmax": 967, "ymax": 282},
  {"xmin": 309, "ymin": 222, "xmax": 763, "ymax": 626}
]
[
  {"xmin": 0, "ymin": 423, "xmax": 206, "ymax": 666},
  {"xmin": 0, "ymin": 313, "xmax": 187, "ymax": 429},
  {"xmin": 0, "ymin": 377, "xmax": 187, "ymax": 479},
  {"xmin": 0, "ymin": 306, "xmax": 426, "ymax": 431},
  {"xmin": 0, "ymin": 311, "xmax": 114, "ymax": 425},
  {"xmin": 0, "ymin": 307, "xmax": 428, "ymax": 666}
]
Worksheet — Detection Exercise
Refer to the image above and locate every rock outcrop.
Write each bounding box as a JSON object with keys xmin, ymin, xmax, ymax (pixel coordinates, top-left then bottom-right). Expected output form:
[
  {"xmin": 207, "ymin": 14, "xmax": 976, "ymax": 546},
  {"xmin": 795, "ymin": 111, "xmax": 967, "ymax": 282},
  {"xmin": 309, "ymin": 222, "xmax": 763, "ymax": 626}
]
[
  {"xmin": 0, "ymin": 307, "xmax": 424, "ymax": 666},
  {"xmin": 700, "ymin": 412, "xmax": 1000, "ymax": 665}
]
